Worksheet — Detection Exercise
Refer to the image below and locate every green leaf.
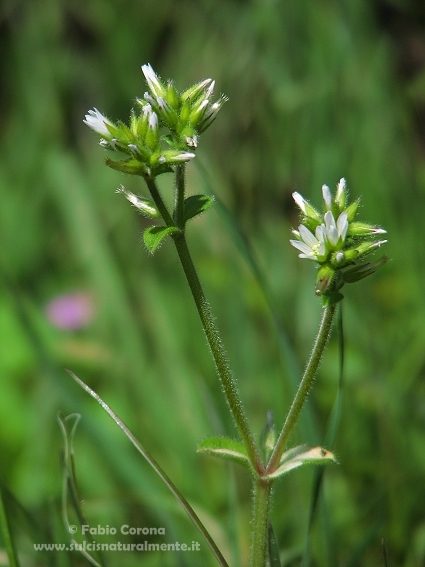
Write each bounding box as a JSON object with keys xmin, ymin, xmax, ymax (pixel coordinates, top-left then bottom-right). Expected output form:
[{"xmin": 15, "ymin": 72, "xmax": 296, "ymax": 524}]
[
  {"xmin": 143, "ymin": 226, "xmax": 179, "ymax": 254},
  {"xmin": 183, "ymin": 195, "xmax": 214, "ymax": 223},
  {"xmin": 267, "ymin": 446, "xmax": 336, "ymax": 480},
  {"xmin": 197, "ymin": 436, "xmax": 251, "ymax": 470}
]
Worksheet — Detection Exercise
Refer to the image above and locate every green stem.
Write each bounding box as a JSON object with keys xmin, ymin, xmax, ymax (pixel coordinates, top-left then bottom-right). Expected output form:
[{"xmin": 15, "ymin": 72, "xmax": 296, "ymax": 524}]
[
  {"xmin": 266, "ymin": 304, "xmax": 337, "ymax": 475},
  {"xmin": 145, "ymin": 176, "xmax": 175, "ymax": 228},
  {"xmin": 173, "ymin": 164, "xmax": 185, "ymax": 229},
  {"xmin": 250, "ymin": 479, "xmax": 273, "ymax": 567},
  {"xmin": 172, "ymin": 233, "xmax": 263, "ymax": 473},
  {"xmin": 145, "ymin": 175, "xmax": 263, "ymax": 473}
]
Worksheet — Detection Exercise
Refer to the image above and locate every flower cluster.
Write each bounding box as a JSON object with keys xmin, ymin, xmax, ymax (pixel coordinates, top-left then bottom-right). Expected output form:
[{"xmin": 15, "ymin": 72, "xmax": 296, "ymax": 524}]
[
  {"xmin": 84, "ymin": 64, "xmax": 227, "ymax": 179},
  {"xmin": 139, "ymin": 63, "xmax": 227, "ymax": 149},
  {"xmin": 290, "ymin": 179, "xmax": 387, "ymax": 297}
]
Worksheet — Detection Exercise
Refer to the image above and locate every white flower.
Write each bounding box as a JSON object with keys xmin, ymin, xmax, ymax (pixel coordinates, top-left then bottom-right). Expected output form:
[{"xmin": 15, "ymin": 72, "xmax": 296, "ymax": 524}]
[
  {"xmin": 148, "ymin": 110, "xmax": 158, "ymax": 131},
  {"xmin": 290, "ymin": 224, "xmax": 327, "ymax": 261},
  {"xmin": 142, "ymin": 63, "xmax": 165, "ymax": 98},
  {"xmin": 84, "ymin": 108, "xmax": 115, "ymax": 138},
  {"xmin": 142, "ymin": 103, "xmax": 152, "ymax": 117},
  {"xmin": 323, "ymin": 211, "xmax": 348, "ymax": 247}
]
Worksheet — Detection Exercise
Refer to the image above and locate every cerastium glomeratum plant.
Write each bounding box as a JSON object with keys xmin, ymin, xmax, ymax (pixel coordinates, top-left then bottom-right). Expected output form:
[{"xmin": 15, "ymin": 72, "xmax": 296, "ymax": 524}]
[{"xmin": 72, "ymin": 64, "xmax": 388, "ymax": 567}]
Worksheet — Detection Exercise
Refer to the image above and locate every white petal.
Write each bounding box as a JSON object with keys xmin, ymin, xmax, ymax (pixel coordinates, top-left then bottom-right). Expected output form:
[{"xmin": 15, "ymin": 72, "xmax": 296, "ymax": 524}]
[
  {"xmin": 324, "ymin": 210, "xmax": 336, "ymax": 232},
  {"xmin": 315, "ymin": 225, "xmax": 325, "ymax": 242},
  {"xmin": 174, "ymin": 152, "xmax": 196, "ymax": 162},
  {"xmin": 322, "ymin": 184, "xmax": 332, "ymax": 210},
  {"xmin": 317, "ymin": 240, "xmax": 327, "ymax": 257},
  {"xmin": 336, "ymin": 178, "xmax": 346, "ymax": 201},
  {"xmin": 299, "ymin": 224, "xmax": 318, "ymax": 248},
  {"xmin": 142, "ymin": 103, "xmax": 152, "ymax": 117},
  {"xmin": 149, "ymin": 111, "xmax": 158, "ymax": 130},
  {"xmin": 292, "ymin": 192, "xmax": 307, "ymax": 214},
  {"xmin": 84, "ymin": 108, "xmax": 113, "ymax": 137},
  {"xmin": 144, "ymin": 92, "xmax": 156, "ymax": 106},
  {"xmin": 142, "ymin": 63, "xmax": 163, "ymax": 96},
  {"xmin": 290, "ymin": 240, "xmax": 315, "ymax": 257},
  {"xmin": 327, "ymin": 226, "xmax": 339, "ymax": 247},
  {"xmin": 337, "ymin": 212, "xmax": 348, "ymax": 241}
]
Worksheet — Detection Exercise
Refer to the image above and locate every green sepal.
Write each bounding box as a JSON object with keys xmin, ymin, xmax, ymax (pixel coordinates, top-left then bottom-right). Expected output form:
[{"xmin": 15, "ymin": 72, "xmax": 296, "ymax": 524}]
[
  {"xmin": 106, "ymin": 157, "xmax": 148, "ymax": 176},
  {"xmin": 266, "ymin": 445, "xmax": 336, "ymax": 480},
  {"xmin": 321, "ymin": 290, "xmax": 344, "ymax": 308},
  {"xmin": 197, "ymin": 436, "xmax": 251, "ymax": 470},
  {"xmin": 315, "ymin": 264, "xmax": 335, "ymax": 296},
  {"xmin": 344, "ymin": 198, "xmax": 360, "ymax": 222},
  {"xmin": 106, "ymin": 158, "xmax": 173, "ymax": 178},
  {"xmin": 183, "ymin": 195, "xmax": 215, "ymax": 223},
  {"xmin": 342, "ymin": 255, "xmax": 389, "ymax": 283},
  {"xmin": 143, "ymin": 226, "xmax": 180, "ymax": 254}
]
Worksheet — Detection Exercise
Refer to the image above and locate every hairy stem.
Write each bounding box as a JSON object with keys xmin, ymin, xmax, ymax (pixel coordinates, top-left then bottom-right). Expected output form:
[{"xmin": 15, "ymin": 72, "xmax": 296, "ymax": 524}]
[
  {"xmin": 172, "ymin": 232, "xmax": 263, "ymax": 472},
  {"xmin": 173, "ymin": 164, "xmax": 185, "ymax": 229},
  {"xmin": 250, "ymin": 479, "xmax": 273, "ymax": 567},
  {"xmin": 145, "ymin": 174, "xmax": 263, "ymax": 473}
]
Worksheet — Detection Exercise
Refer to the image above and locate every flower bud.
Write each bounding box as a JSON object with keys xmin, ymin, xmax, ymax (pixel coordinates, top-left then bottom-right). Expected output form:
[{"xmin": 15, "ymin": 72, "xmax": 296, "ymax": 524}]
[
  {"xmin": 145, "ymin": 111, "xmax": 159, "ymax": 150},
  {"xmin": 335, "ymin": 178, "xmax": 346, "ymax": 211},
  {"xmin": 344, "ymin": 198, "xmax": 360, "ymax": 222},
  {"xmin": 84, "ymin": 108, "xmax": 116, "ymax": 138},
  {"xmin": 198, "ymin": 94, "xmax": 228, "ymax": 133},
  {"xmin": 322, "ymin": 184, "xmax": 332, "ymax": 211},
  {"xmin": 189, "ymin": 99, "xmax": 209, "ymax": 127},
  {"xmin": 157, "ymin": 96, "xmax": 178, "ymax": 128},
  {"xmin": 315, "ymin": 264, "xmax": 335, "ymax": 296},
  {"xmin": 166, "ymin": 81, "xmax": 179, "ymax": 109},
  {"xmin": 181, "ymin": 78, "xmax": 212, "ymax": 103},
  {"xmin": 142, "ymin": 63, "xmax": 167, "ymax": 98},
  {"xmin": 348, "ymin": 222, "xmax": 387, "ymax": 237},
  {"xmin": 343, "ymin": 240, "xmax": 387, "ymax": 262},
  {"xmin": 116, "ymin": 185, "xmax": 161, "ymax": 218},
  {"xmin": 179, "ymin": 100, "xmax": 191, "ymax": 124},
  {"xmin": 158, "ymin": 150, "xmax": 196, "ymax": 165}
]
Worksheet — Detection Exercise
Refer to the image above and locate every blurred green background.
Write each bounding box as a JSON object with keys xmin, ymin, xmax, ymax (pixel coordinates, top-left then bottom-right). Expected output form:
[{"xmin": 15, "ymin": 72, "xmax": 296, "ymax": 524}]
[{"xmin": 1, "ymin": 0, "xmax": 425, "ymax": 565}]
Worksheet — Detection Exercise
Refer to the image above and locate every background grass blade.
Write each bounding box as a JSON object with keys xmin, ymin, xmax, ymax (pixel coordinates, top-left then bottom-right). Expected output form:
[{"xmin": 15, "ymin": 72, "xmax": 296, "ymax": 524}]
[
  {"xmin": 0, "ymin": 482, "xmax": 20, "ymax": 567},
  {"xmin": 67, "ymin": 370, "xmax": 229, "ymax": 567}
]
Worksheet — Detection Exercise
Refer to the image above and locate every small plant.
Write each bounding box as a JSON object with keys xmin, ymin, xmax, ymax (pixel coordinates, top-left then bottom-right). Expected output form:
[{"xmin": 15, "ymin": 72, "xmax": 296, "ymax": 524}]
[{"xmin": 78, "ymin": 64, "xmax": 388, "ymax": 567}]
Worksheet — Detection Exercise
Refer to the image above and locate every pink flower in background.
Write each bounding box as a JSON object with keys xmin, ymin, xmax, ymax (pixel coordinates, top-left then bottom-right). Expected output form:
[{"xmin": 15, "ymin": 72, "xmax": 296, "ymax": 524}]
[{"xmin": 46, "ymin": 292, "xmax": 94, "ymax": 330}]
